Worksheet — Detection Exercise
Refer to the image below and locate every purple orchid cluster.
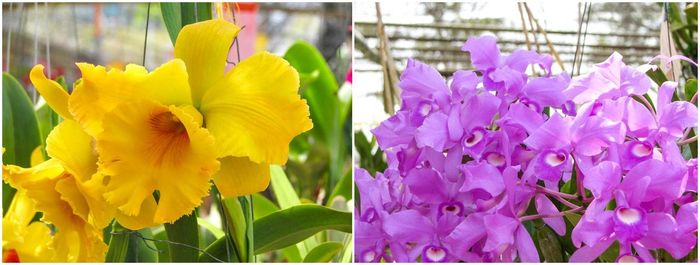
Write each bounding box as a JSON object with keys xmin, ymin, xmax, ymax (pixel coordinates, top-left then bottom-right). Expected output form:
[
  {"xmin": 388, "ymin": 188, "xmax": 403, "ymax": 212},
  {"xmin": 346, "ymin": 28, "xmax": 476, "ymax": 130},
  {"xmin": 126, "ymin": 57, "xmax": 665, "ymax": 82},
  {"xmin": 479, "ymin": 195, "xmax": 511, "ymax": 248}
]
[{"xmin": 355, "ymin": 35, "xmax": 699, "ymax": 262}]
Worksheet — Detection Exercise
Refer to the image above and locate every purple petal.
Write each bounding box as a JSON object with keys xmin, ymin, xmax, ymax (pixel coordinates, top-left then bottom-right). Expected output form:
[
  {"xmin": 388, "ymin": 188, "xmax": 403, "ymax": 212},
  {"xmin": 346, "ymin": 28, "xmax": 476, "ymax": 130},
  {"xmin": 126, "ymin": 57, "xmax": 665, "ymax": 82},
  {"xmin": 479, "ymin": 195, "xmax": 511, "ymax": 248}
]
[
  {"xmin": 656, "ymin": 81, "xmax": 677, "ymax": 110},
  {"xmin": 482, "ymin": 213, "xmax": 520, "ymax": 252},
  {"xmin": 569, "ymin": 237, "xmax": 616, "ymax": 262},
  {"xmin": 524, "ymin": 114, "xmax": 572, "ymax": 151},
  {"xmin": 535, "ymin": 194, "xmax": 566, "ymax": 236},
  {"xmin": 460, "ymin": 162, "xmax": 505, "ymax": 197},
  {"xmin": 515, "ymin": 225, "xmax": 540, "ymax": 262},
  {"xmin": 523, "ymin": 73, "xmax": 571, "ymax": 108},
  {"xmin": 621, "ymin": 159, "xmax": 686, "ymax": 206},
  {"xmin": 404, "ymin": 168, "xmax": 448, "ymax": 204},
  {"xmin": 447, "ymin": 107, "xmax": 464, "ymax": 142},
  {"xmin": 489, "ymin": 66, "xmax": 527, "ymax": 96},
  {"xmin": 371, "ymin": 110, "xmax": 418, "ymax": 150},
  {"xmin": 639, "ymin": 212, "xmax": 696, "ymax": 259},
  {"xmin": 382, "ymin": 209, "xmax": 434, "ymax": 243},
  {"xmin": 504, "ymin": 49, "xmax": 553, "ymax": 75},
  {"xmin": 658, "ymin": 101, "xmax": 698, "ymax": 138},
  {"xmin": 582, "ymin": 161, "xmax": 621, "ymax": 199},
  {"xmin": 572, "ymin": 115, "xmax": 626, "ymax": 156},
  {"xmin": 624, "ymin": 99, "xmax": 658, "ymax": 138},
  {"xmin": 399, "ymin": 59, "xmax": 450, "ymax": 110},
  {"xmin": 462, "ymin": 35, "xmax": 501, "ymax": 71},
  {"xmin": 416, "ymin": 112, "xmax": 450, "ymax": 151},
  {"xmin": 450, "ymin": 70, "xmax": 479, "ymax": 101},
  {"xmin": 675, "ymin": 201, "xmax": 698, "ymax": 235},
  {"xmin": 571, "ymin": 211, "xmax": 614, "ymax": 248},
  {"xmin": 499, "ymin": 102, "xmax": 545, "ymax": 135},
  {"xmin": 444, "ymin": 213, "xmax": 487, "ymax": 254},
  {"xmin": 460, "ymin": 92, "xmax": 501, "ymax": 130},
  {"xmin": 619, "ymin": 65, "xmax": 651, "ymax": 96}
]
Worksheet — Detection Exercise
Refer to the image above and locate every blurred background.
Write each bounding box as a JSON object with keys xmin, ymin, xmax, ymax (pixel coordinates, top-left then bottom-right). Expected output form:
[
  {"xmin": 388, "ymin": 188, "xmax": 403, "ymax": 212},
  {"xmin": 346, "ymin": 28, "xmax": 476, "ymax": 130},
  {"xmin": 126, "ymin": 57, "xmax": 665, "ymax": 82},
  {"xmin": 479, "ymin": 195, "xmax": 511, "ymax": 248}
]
[{"xmin": 353, "ymin": 2, "xmax": 698, "ymax": 146}]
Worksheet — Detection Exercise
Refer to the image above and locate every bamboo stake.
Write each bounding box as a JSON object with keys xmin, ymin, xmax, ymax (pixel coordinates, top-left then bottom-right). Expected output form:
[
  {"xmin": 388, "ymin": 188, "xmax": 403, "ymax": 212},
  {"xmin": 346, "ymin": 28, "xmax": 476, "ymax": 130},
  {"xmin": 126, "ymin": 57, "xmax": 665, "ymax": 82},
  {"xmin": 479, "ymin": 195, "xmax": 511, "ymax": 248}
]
[
  {"xmin": 375, "ymin": 2, "xmax": 400, "ymax": 114},
  {"xmin": 524, "ymin": 3, "xmax": 565, "ymax": 72}
]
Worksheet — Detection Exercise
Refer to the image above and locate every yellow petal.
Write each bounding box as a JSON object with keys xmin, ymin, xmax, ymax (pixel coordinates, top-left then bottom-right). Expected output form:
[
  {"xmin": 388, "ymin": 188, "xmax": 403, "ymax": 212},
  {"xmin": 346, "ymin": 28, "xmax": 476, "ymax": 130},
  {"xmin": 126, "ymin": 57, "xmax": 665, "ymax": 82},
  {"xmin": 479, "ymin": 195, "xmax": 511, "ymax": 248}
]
[
  {"xmin": 29, "ymin": 65, "xmax": 72, "ymax": 120},
  {"xmin": 2, "ymin": 159, "xmax": 64, "ymax": 189},
  {"xmin": 115, "ymin": 196, "xmax": 158, "ymax": 230},
  {"xmin": 75, "ymin": 173, "xmax": 116, "ymax": 229},
  {"xmin": 46, "ymin": 120, "xmax": 97, "ymax": 182},
  {"xmin": 200, "ymin": 52, "xmax": 313, "ymax": 164},
  {"xmin": 30, "ymin": 146, "xmax": 45, "ymax": 166},
  {"xmin": 213, "ymin": 156, "xmax": 270, "ymax": 198},
  {"xmin": 3, "ymin": 190, "xmax": 38, "ymax": 246},
  {"xmin": 12, "ymin": 222, "xmax": 55, "ymax": 262},
  {"xmin": 55, "ymin": 177, "xmax": 90, "ymax": 222},
  {"xmin": 69, "ymin": 59, "xmax": 192, "ymax": 137},
  {"xmin": 175, "ymin": 19, "xmax": 241, "ymax": 106},
  {"xmin": 97, "ymin": 99, "xmax": 219, "ymax": 224}
]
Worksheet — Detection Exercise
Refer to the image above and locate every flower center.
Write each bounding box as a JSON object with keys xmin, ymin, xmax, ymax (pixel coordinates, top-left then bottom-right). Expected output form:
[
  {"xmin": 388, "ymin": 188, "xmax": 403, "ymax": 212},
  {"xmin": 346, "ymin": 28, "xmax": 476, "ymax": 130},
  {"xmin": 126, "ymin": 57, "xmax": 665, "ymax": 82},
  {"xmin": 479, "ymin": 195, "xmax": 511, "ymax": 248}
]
[
  {"xmin": 544, "ymin": 151, "xmax": 567, "ymax": 167},
  {"xmin": 439, "ymin": 202, "xmax": 464, "ymax": 217},
  {"xmin": 486, "ymin": 152, "xmax": 505, "ymax": 167},
  {"xmin": 617, "ymin": 254, "xmax": 641, "ymax": 263},
  {"xmin": 418, "ymin": 102, "xmax": 432, "ymax": 116},
  {"xmin": 422, "ymin": 245, "xmax": 448, "ymax": 262},
  {"xmin": 464, "ymin": 129, "xmax": 485, "ymax": 147},
  {"xmin": 150, "ymin": 112, "xmax": 186, "ymax": 136},
  {"xmin": 630, "ymin": 142, "xmax": 653, "ymax": 158},
  {"xmin": 615, "ymin": 208, "xmax": 642, "ymax": 225}
]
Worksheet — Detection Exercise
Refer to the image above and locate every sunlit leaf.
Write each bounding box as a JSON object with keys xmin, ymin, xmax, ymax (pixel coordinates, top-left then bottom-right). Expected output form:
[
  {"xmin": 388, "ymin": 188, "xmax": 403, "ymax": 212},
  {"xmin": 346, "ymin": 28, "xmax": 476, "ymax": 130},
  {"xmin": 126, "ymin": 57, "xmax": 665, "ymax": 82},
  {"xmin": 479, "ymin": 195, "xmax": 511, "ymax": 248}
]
[
  {"xmin": 303, "ymin": 241, "xmax": 344, "ymax": 262},
  {"xmin": 164, "ymin": 212, "xmax": 199, "ymax": 261}
]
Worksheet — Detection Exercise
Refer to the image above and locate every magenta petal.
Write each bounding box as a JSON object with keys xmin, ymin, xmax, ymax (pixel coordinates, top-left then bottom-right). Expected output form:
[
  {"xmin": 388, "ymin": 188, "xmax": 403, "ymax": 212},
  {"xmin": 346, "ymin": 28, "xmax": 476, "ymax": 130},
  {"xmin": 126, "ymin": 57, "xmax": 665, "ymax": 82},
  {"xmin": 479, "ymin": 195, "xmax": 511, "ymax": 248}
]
[
  {"xmin": 624, "ymin": 99, "xmax": 658, "ymax": 137},
  {"xmin": 659, "ymin": 101, "xmax": 698, "ymax": 138},
  {"xmin": 569, "ymin": 237, "xmax": 615, "ymax": 262},
  {"xmin": 675, "ymin": 201, "xmax": 698, "ymax": 235},
  {"xmin": 462, "ymin": 35, "xmax": 501, "ymax": 71},
  {"xmin": 444, "ymin": 213, "xmax": 487, "ymax": 254},
  {"xmin": 656, "ymin": 81, "xmax": 677, "ymax": 110},
  {"xmin": 450, "ymin": 70, "xmax": 479, "ymax": 100},
  {"xmin": 460, "ymin": 92, "xmax": 501, "ymax": 130},
  {"xmin": 515, "ymin": 225, "xmax": 540, "ymax": 262},
  {"xmin": 447, "ymin": 107, "xmax": 464, "ymax": 142},
  {"xmin": 535, "ymin": 194, "xmax": 566, "ymax": 236},
  {"xmin": 621, "ymin": 159, "xmax": 685, "ymax": 206},
  {"xmin": 582, "ymin": 161, "xmax": 621, "ymax": 199},
  {"xmin": 524, "ymin": 114, "xmax": 572, "ymax": 151},
  {"xmin": 499, "ymin": 102, "xmax": 545, "ymax": 135},
  {"xmin": 404, "ymin": 168, "xmax": 448, "ymax": 204},
  {"xmin": 371, "ymin": 110, "xmax": 418, "ymax": 150},
  {"xmin": 572, "ymin": 115, "xmax": 626, "ymax": 156},
  {"xmin": 523, "ymin": 73, "xmax": 570, "ymax": 107},
  {"xmin": 504, "ymin": 49, "xmax": 553, "ymax": 75},
  {"xmin": 633, "ymin": 243, "xmax": 655, "ymax": 262},
  {"xmin": 571, "ymin": 211, "xmax": 614, "ymax": 248},
  {"xmin": 399, "ymin": 59, "xmax": 450, "ymax": 110},
  {"xmin": 460, "ymin": 162, "xmax": 505, "ymax": 197},
  {"xmin": 482, "ymin": 213, "xmax": 520, "ymax": 252},
  {"xmin": 382, "ymin": 209, "xmax": 434, "ymax": 243},
  {"xmin": 416, "ymin": 112, "xmax": 450, "ymax": 151},
  {"xmin": 639, "ymin": 212, "xmax": 696, "ymax": 259}
]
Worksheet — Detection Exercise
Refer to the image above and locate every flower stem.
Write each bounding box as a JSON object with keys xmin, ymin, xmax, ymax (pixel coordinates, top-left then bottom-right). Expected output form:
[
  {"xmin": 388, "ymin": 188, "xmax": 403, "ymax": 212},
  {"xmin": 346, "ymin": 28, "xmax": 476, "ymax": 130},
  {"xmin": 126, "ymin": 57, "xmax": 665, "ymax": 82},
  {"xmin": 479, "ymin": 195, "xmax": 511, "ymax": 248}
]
[
  {"xmin": 678, "ymin": 135, "xmax": 698, "ymax": 146},
  {"xmin": 691, "ymin": 92, "xmax": 697, "ymax": 104},
  {"xmin": 633, "ymin": 95, "xmax": 656, "ymax": 116},
  {"xmin": 548, "ymin": 192, "xmax": 582, "ymax": 209},
  {"xmin": 530, "ymin": 184, "xmax": 578, "ymax": 200},
  {"xmin": 519, "ymin": 206, "xmax": 585, "ymax": 222}
]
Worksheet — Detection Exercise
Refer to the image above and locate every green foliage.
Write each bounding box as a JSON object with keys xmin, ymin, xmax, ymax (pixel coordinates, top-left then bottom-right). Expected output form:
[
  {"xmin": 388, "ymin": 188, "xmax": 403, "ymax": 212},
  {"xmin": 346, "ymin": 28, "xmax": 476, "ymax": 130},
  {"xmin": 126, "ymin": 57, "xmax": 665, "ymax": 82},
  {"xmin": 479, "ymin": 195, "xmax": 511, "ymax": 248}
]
[
  {"xmin": 105, "ymin": 222, "xmax": 130, "ymax": 262},
  {"xmin": 253, "ymin": 204, "xmax": 352, "ymax": 254},
  {"xmin": 160, "ymin": 2, "xmax": 212, "ymax": 45},
  {"xmin": 164, "ymin": 212, "xmax": 200, "ymax": 261},
  {"xmin": 303, "ymin": 242, "xmax": 344, "ymax": 262},
  {"xmin": 353, "ymin": 131, "xmax": 387, "ymax": 175},
  {"xmin": 2, "ymin": 73, "xmax": 42, "ymax": 214}
]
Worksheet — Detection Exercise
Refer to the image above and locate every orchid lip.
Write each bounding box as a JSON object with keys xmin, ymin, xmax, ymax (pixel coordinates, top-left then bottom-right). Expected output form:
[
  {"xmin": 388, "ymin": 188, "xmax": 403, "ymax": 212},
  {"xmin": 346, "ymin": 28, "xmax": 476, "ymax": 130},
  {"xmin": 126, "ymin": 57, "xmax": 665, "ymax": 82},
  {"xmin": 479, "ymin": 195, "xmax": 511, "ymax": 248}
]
[
  {"xmin": 629, "ymin": 141, "xmax": 653, "ymax": 158},
  {"xmin": 485, "ymin": 152, "xmax": 506, "ymax": 167},
  {"xmin": 615, "ymin": 207, "xmax": 642, "ymax": 225},
  {"xmin": 422, "ymin": 245, "xmax": 448, "ymax": 262},
  {"xmin": 361, "ymin": 208, "xmax": 378, "ymax": 223},
  {"xmin": 543, "ymin": 150, "xmax": 567, "ymax": 167},
  {"xmin": 438, "ymin": 201, "xmax": 465, "ymax": 217},
  {"xmin": 464, "ymin": 128, "xmax": 485, "ymax": 147},
  {"xmin": 418, "ymin": 102, "xmax": 432, "ymax": 116}
]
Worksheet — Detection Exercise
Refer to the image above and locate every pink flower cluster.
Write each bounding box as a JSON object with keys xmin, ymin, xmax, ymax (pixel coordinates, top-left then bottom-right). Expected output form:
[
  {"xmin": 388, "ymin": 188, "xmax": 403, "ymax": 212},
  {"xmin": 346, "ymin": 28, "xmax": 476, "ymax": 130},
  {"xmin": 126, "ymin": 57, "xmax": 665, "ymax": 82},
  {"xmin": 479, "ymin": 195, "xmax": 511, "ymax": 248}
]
[{"xmin": 355, "ymin": 36, "xmax": 698, "ymax": 262}]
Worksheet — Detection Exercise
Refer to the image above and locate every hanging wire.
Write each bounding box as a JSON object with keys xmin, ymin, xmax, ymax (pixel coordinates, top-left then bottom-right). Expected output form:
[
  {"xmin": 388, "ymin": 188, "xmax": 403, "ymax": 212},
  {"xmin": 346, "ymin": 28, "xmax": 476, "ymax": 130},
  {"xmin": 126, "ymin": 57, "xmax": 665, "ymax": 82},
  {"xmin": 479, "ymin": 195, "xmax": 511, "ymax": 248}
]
[
  {"xmin": 111, "ymin": 230, "xmax": 226, "ymax": 263},
  {"xmin": 142, "ymin": 3, "xmax": 150, "ymax": 66},
  {"xmin": 663, "ymin": 3, "xmax": 677, "ymax": 82},
  {"xmin": 44, "ymin": 1, "xmax": 51, "ymax": 77},
  {"xmin": 32, "ymin": 2, "xmax": 40, "ymax": 103},
  {"xmin": 5, "ymin": 3, "xmax": 23, "ymax": 72},
  {"xmin": 72, "ymin": 3, "xmax": 80, "ymax": 62},
  {"xmin": 571, "ymin": 2, "xmax": 588, "ymax": 76},
  {"xmin": 576, "ymin": 3, "xmax": 592, "ymax": 76}
]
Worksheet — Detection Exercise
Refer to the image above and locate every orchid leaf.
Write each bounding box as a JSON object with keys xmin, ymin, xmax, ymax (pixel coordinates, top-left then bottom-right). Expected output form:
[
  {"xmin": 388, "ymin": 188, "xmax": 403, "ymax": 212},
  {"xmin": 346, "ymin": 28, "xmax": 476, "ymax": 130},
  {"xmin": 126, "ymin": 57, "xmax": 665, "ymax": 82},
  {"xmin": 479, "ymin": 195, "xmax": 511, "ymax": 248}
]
[
  {"xmin": 253, "ymin": 204, "xmax": 351, "ymax": 254},
  {"xmin": 303, "ymin": 241, "xmax": 344, "ymax": 262},
  {"xmin": 164, "ymin": 212, "xmax": 199, "ymax": 261},
  {"xmin": 2, "ymin": 73, "xmax": 42, "ymax": 214}
]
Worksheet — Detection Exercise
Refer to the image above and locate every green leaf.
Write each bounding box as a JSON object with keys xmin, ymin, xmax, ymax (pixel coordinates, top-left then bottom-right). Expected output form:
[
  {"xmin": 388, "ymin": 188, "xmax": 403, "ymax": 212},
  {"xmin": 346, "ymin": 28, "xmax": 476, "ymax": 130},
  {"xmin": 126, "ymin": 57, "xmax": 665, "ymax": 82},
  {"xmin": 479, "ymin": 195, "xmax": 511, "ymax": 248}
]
[
  {"xmin": 328, "ymin": 169, "xmax": 352, "ymax": 205},
  {"xmin": 2, "ymin": 73, "xmax": 42, "ymax": 214},
  {"xmin": 160, "ymin": 3, "xmax": 212, "ymax": 46},
  {"xmin": 160, "ymin": 3, "xmax": 182, "ymax": 45},
  {"xmin": 303, "ymin": 242, "xmax": 344, "ymax": 262},
  {"xmin": 164, "ymin": 212, "xmax": 200, "ymax": 261},
  {"xmin": 198, "ymin": 236, "xmax": 241, "ymax": 262},
  {"xmin": 269, "ymin": 165, "xmax": 317, "ymax": 255},
  {"xmin": 222, "ymin": 197, "xmax": 248, "ymax": 260},
  {"xmin": 124, "ymin": 227, "xmax": 158, "ymax": 262},
  {"xmin": 646, "ymin": 68, "xmax": 669, "ymax": 86},
  {"xmin": 197, "ymin": 217, "xmax": 224, "ymax": 249},
  {"xmin": 536, "ymin": 225, "xmax": 564, "ymax": 262},
  {"xmin": 253, "ymin": 204, "xmax": 351, "ymax": 254},
  {"xmin": 564, "ymin": 213, "xmax": 582, "ymax": 227},
  {"xmin": 598, "ymin": 241, "xmax": 620, "ymax": 262},
  {"xmin": 152, "ymin": 226, "xmax": 171, "ymax": 262},
  {"xmin": 252, "ymin": 193, "xmax": 279, "ymax": 220},
  {"xmin": 685, "ymin": 79, "xmax": 697, "ymax": 105},
  {"xmin": 105, "ymin": 222, "xmax": 130, "ymax": 262},
  {"xmin": 281, "ymin": 245, "xmax": 303, "ymax": 262},
  {"xmin": 340, "ymin": 237, "xmax": 353, "ymax": 263}
]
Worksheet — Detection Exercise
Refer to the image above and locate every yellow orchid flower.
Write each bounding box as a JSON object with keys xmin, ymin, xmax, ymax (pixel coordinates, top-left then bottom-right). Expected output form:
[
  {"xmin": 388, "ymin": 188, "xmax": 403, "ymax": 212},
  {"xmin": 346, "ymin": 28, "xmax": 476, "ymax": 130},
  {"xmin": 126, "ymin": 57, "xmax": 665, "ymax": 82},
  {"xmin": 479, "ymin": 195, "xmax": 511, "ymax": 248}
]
[
  {"xmin": 29, "ymin": 18, "xmax": 312, "ymax": 226},
  {"xmin": 175, "ymin": 19, "xmax": 313, "ymax": 197},
  {"xmin": 2, "ymin": 190, "xmax": 55, "ymax": 262},
  {"xmin": 3, "ymin": 159, "xmax": 107, "ymax": 262}
]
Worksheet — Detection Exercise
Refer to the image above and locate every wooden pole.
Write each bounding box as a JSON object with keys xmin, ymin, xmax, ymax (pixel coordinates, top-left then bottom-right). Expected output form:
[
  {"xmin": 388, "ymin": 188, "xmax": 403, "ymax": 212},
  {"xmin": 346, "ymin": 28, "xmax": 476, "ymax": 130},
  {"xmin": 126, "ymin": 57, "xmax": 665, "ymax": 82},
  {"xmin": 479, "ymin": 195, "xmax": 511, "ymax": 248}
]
[{"xmin": 524, "ymin": 3, "xmax": 565, "ymax": 72}]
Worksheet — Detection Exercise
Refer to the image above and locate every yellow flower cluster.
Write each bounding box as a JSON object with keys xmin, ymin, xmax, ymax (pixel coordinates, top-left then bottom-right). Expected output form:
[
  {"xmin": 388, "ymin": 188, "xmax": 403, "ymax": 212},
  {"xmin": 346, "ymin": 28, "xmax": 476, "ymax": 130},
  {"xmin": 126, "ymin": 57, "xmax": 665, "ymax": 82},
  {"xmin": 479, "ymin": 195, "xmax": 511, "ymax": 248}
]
[{"xmin": 3, "ymin": 19, "xmax": 312, "ymax": 262}]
